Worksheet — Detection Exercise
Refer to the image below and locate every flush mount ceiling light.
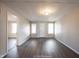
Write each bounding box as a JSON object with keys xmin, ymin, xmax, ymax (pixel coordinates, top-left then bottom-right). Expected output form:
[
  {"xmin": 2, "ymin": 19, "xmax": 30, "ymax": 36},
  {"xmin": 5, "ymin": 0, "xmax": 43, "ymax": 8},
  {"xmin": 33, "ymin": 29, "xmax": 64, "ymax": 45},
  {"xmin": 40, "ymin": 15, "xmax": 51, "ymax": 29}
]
[{"xmin": 39, "ymin": 7, "xmax": 56, "ymax": 16}]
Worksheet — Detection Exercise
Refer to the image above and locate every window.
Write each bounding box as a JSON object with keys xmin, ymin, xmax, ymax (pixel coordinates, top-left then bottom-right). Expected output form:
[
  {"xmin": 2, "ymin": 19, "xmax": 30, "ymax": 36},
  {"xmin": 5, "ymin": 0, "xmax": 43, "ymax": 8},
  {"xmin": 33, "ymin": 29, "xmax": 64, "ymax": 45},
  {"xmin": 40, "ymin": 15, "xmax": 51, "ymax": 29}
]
[
  {"xmin": 31, "ymin": 23, "xmax": 36, "ymax": 34},
  {"xmin": 12, "ymin": 23, "xmax": 17, "ymax": 33},
  {"xmin": 48, "ymin": 23, "xmax": 53, "ymax": 34}
]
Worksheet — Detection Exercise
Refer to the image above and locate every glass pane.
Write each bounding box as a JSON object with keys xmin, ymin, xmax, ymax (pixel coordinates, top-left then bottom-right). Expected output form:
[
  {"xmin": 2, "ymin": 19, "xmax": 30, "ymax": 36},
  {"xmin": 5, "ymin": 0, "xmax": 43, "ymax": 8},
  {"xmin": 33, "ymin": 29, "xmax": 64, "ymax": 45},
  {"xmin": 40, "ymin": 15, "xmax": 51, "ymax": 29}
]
[
  {"xmin": 48, "ymin": 23, "xmax": 53, "ymax": 34},
  {"xmin": 31, "ymin": 23, "xmax": 36, "ymax": 34},
  {"xmin": 12, "ymin": 23, "xmax": 17, "ymax": 33}
]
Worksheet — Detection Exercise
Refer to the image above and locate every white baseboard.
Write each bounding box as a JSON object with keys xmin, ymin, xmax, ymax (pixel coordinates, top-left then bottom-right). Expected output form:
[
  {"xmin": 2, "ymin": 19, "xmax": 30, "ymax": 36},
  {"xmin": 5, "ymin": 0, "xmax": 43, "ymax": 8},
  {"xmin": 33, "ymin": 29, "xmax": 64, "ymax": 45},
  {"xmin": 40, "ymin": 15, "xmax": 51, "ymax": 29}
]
[
  {"xmin": 17, "ymin": 35, "xmax": 30, "ymax": 46},
  {"xmin": 1, "ymin": 53, "xmax": 7, "ymax": 58},
  {"xmin": 56, "ymin": 39, "xmax": 79, "ymax": 55}
]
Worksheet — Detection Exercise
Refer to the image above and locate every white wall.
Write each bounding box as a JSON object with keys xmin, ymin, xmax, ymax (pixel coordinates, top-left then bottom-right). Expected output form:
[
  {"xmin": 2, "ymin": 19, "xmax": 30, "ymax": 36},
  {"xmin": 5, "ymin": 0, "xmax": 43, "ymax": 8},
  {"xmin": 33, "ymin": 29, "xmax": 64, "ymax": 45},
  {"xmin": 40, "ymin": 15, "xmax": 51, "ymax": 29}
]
[
  {"xmin": 0, "ymin": 3, "xmax": 7, "ymax": 57},
  {"xmin": 55, "ymin": 7, "xmax": 79, "ymax": 54},
  {"xmin": 17, "ymin": 17, "xmax": 30, "ymax": 46}
]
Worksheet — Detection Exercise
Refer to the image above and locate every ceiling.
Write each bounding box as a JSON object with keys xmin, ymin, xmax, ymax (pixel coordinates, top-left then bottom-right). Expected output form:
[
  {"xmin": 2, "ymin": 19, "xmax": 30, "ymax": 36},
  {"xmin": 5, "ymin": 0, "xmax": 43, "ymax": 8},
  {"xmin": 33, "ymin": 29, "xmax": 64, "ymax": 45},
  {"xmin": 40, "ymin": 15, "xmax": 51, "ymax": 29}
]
[
  {"xmin": 1, "ymin": 0, "xmax": 79, "ymax": 21},
  {"xmin": 7, "ymin": 11, "xmax": 18, "ymax": 22}
]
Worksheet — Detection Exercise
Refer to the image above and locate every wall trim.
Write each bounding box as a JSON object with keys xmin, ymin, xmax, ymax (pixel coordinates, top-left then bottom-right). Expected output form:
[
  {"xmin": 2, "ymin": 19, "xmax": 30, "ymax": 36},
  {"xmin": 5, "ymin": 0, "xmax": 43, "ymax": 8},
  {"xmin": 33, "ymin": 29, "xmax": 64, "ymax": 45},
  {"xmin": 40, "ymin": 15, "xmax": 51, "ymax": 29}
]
[
  {"xmin": 30, "ymin": 37, "xmax": 55, "ymax": 39},
  {"xmin": 8, "ymin": 37, "xmax": 16, "ymax": 39},
  {"xmin": 1, "ymin": 53, "xmax": 7, "ymax": 58},
  {"xmin": 56, "ymin": 38, "xmax": 79, "ymax": 55},
  {"xmin": 17, "ymin": 35, "xmax": 30, "ymax": 46}
]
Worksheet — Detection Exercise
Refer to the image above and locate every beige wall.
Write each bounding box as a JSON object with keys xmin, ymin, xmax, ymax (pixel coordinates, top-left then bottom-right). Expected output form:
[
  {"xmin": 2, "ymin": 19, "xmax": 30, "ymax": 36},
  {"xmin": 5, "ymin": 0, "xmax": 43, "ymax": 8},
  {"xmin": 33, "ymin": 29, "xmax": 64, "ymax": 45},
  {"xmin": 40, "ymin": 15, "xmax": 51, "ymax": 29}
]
[
  {"xmin": 17, "ymin": 17, "xmax": 30, "ymax": 46},
  {"xmin": 0, "ymin": 3, "xmax": 7, "ymax": 57},
  {"xmin": 55, "ymin": 7, "xmax": 79, "ymax": 54}
]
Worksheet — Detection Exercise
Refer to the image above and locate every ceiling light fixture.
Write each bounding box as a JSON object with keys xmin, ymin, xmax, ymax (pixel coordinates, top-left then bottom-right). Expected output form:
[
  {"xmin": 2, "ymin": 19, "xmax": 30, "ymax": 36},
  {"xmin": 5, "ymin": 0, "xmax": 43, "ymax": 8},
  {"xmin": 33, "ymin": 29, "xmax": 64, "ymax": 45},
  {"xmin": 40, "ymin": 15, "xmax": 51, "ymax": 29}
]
[
  {"xmin": 43, "ymin": 8, "xmax": 52, "ymax": 15},
  {"xmin": 39, "ymin": 7, "xmax": 56, "ymax": 16}
]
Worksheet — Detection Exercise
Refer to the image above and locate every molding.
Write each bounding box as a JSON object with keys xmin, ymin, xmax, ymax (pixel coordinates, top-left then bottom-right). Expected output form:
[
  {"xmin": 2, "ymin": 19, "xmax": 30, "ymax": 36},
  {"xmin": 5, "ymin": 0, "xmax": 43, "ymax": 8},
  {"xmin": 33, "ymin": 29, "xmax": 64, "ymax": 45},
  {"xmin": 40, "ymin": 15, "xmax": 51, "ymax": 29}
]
[
  {"xmin": 8, "ymin": 37, "xmax": 16, "ymax": 39},
  {"xmin": 56, "ymin": 38, "xmax": 79, "ymax": 55},
  {"xmin": 30, "ymin": 37, "xmax": 55, "ymax": 39},
  {"xmin": 30, "ymin": 21, "xmax": 55, "ymax": 23},
  {"xmin": 17, "ymin": 35, "xmax": 30, "ymax": 46},
  {"xmin": 1, "ymin": 53, "xmax": 7, "ymax": 58}
]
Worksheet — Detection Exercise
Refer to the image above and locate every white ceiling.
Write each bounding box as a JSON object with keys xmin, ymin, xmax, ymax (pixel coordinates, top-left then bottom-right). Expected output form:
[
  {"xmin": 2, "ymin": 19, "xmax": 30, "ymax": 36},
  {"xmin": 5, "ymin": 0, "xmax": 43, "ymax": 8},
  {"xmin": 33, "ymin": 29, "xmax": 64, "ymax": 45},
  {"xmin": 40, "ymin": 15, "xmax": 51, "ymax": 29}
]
[
  {"xmin": 1, "ymin": 0, "xmax": 79, "ymax": 21},
  {"xmin": 7, "ymin": 11, "xmax": 18, "ymax": 22}
]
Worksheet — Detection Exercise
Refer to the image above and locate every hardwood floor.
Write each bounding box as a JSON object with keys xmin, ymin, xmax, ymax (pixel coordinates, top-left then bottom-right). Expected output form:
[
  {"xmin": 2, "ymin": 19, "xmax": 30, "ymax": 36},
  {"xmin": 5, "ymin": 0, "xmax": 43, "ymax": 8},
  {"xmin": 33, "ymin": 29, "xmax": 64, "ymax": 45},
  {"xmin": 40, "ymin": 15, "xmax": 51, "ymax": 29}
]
[
  {"xmin": 5, "ymin": 38, "xmax": 79, "ymax": 58},
  {"xmin": 8, "ymin": 39, "xmax": 16, "ymax": 51}
]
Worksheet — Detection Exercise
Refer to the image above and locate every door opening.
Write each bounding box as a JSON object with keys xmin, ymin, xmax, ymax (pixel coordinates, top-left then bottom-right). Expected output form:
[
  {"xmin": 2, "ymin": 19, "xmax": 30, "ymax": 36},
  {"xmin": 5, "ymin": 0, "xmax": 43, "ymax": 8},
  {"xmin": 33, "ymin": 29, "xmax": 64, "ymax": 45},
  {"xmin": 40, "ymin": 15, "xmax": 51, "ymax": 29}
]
[{"xmin": 7, "ymin": 12, "xmax": 18, "ymax": 51}]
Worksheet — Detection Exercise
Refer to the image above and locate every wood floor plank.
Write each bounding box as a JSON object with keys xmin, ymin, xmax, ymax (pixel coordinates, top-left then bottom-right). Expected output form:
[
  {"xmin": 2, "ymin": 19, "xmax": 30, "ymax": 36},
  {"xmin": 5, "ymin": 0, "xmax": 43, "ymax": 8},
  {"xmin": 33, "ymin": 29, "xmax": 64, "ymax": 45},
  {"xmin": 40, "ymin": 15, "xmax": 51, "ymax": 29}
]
[{"xmin": 5, "ymin": 38, "xmax": 79, "ymax": 58}]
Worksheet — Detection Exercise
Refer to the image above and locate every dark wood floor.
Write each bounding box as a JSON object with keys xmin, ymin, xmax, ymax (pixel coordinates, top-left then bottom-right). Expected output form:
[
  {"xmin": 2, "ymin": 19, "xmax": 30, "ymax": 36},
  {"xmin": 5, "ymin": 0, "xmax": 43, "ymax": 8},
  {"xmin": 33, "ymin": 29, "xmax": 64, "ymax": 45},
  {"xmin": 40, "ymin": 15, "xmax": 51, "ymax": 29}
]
[
  {"xmin": 8, "ymin": 39, "xmax": 16, "ymax": 51},
  {"xmin": 5, "ymin": 38, "xmax": 79, "ymax": 58}
]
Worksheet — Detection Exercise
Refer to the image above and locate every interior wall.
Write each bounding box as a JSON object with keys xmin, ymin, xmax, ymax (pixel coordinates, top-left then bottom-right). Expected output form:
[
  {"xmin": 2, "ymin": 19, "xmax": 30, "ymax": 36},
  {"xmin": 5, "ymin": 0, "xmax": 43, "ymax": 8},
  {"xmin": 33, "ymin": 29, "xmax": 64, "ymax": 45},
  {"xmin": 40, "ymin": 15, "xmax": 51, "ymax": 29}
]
[
  {"xmin": 17, "ymin": 17, "xmax": 30, "ymax": 46},
  {"xmin": 31, "ymin": 22, "xmax": 54, "ymax": 38},
  {"xmin": 55, "ymin": 7, "xmax": 79, "ymax": 54},
  {"xmin": 0, "ymin": 2, "xmax": 31, "ymax": 57},
  {"xmin": 0, "ymin": 3, "xmax": 7, "ymax": 57}
]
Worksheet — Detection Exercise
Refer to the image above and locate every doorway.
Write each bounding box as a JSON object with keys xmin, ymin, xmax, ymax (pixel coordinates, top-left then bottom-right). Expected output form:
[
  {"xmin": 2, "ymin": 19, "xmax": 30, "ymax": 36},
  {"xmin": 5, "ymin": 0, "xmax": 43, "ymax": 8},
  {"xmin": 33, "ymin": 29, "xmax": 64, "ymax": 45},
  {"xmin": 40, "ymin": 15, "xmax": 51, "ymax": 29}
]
[{"xmin": 7, "ymin": 12, "xmax": 18, "ymax": 51}]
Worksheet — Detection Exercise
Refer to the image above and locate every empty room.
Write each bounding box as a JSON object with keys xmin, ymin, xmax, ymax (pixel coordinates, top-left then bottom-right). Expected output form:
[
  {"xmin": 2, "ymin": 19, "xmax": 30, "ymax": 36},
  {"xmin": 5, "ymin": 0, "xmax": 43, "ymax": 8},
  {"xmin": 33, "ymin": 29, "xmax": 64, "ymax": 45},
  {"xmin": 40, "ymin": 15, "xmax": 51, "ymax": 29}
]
[{"xmin": 0, "ymin": 0, "xmax": 79, "ymax": 58}]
